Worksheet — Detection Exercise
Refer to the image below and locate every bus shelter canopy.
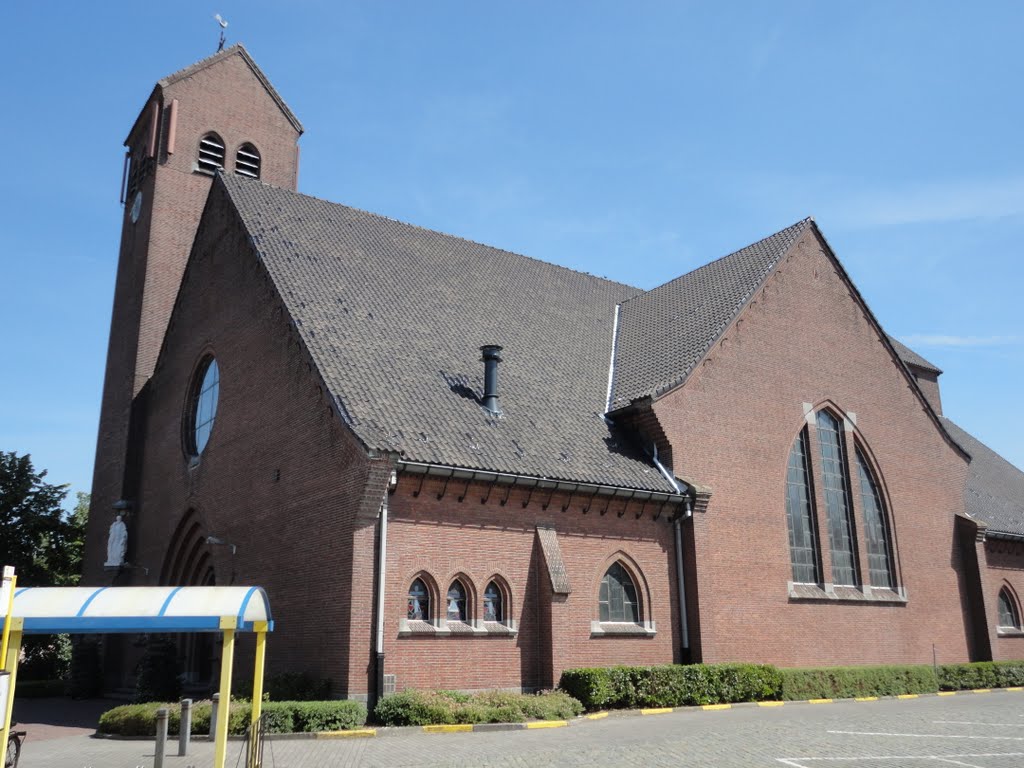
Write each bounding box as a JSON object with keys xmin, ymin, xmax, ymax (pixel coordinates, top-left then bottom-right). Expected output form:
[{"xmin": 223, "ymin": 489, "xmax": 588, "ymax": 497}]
[{"xmin": 10, "ymin": 586, "xmax": 272, "ymax": 635}]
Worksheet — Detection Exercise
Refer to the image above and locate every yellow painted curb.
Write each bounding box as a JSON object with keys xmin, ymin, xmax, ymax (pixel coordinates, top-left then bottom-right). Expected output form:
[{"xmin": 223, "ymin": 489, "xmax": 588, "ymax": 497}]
[
  {"xmin": 422, "ymin": 724, "xmax": 473, "ymax": 734},
  {"xmin": 937, "ymin": 691, "xmax": 957, "ymax": 696},
  {"xmin": 525, "ymin": 720, "xmax": 567, "ymax": 729},
  {"xmin": 758, "ymin": 701, "xmax": 785, "ymax": 707},
  {"xmin": 897, "ymin": 694, "xmax": 919, "ymax": 699},
  {"xmin": 855, "ymin": 697, "xmax": 878, "ymax": 702},
  {"xmin": 702, "ymin": 704, "xmax": 732, "ymax": 711},
  {"xmin": 585, "ymin": 712, "xmax": 609, "ymax": 720},
  {"xmin": 316, "ymin": 729, "xmax": 376, "ymax": 739},
  {"xmin": 1007, "ymin": 687, "xmax": 1024, "ymax": 692},
  {"xmin": 972, "ymin": 689, "xmax": 991, "ymax": 694},
  {"xmin": 641, "ymin": 708, "xmax": 673, "ymax": 715},
  {"xmin": 809, "ymin": 698, "xmax": 833, "ymax": 704}
]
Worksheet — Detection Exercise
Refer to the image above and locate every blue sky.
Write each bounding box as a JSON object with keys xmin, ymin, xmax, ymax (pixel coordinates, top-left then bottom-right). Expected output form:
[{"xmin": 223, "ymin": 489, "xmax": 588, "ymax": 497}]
[{"xmin": 1, "ymin": 1, "xmax": 1021, "ymax": 507}]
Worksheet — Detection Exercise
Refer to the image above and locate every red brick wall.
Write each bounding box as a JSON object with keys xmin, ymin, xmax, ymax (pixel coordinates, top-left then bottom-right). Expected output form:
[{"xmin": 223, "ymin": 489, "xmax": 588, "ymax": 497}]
[
  {"xmin": 652, "ymin": 228, "xmax": 973, "ymax": 667},
  {"xmin": 382, "ymin": 477, "xmax": 680, "ymax": 692},
  {"xmin": 99, "ymin": 188, "xmax": 386, "ymax": 696},
  {"xmin": 86, "ymin": 50, "xmax": 300, "ymax": 584},
  {"xmin": 984, "ymin": 539, "xmax": 1024, "ymax": 661}
]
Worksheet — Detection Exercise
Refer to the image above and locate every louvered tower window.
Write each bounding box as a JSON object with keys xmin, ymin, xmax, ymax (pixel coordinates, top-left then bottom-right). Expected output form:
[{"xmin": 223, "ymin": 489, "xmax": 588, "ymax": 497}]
[
  {"xmin": 197, "ymin": 132, "xmax": 226, "ymax": 174},
  {"xmin": 235, "ymin": 143, "xmax": 261, "ymax": 179}
]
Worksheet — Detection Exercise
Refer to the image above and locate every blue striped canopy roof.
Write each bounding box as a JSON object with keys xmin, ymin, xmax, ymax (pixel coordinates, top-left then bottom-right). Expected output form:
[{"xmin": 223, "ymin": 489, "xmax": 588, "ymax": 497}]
[{"xmin": 10, "ymin": 586, "xmax": 272, "ymax": 634}]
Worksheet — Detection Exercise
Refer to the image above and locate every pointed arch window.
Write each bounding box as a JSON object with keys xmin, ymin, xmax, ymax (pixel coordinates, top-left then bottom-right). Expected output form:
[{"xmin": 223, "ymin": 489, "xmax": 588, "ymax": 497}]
[
  {"xmin": 197, "ymin": 132, "xmax": 225, "ymax": 174},
  {"xmin": 856, "ymin": 448, "xmax": 895, "ymax": 588},
  {"xmin": 998, "ymin": 588, "xmax": 1021, "ymax": 630},
  {"xmin": 785, "ymin": 428, "xmax": 821, "ymax": 584},
  {"xmin": 235, "ymin": 143, "xmax": 261, "ymax": 179},
  {"xmin": 599, "ymin": 562, "xmax": 639, "ymax": 623},
  {"xmin": 483, "ymin": 581, "xmax": 503, "ymax": 622},
  {"xmin": 446, "ymin": 580, "xmax": 467, "ymax": 622},
  {"xmin": 407, "ymin": 578, "xmax": 429, "ymax": 621},
  {"xmin": 816, "ymin": 410, "xmax": 858, "ymax": 586}
]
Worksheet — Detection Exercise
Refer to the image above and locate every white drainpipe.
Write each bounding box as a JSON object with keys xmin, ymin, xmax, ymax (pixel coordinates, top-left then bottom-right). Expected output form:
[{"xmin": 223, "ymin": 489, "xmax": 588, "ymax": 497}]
[{"xmin": 651, "ymin": 442, "xmax": 692, "ymax": 658}]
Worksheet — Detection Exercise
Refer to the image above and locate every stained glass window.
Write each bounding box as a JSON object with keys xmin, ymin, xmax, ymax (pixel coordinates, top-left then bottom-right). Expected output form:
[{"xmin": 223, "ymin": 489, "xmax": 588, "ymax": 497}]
[
  {"xmin": 483, "ymin": 581, "xmax": 503, "ymax": 622},
  {"xmin": 856, "ymin": 449, "xmax": 894, "ymax": 588},
  {"xmin": 599, "ymin": 562, "xmax": 639, "ymax": 623},
  {"xmin": 785, "ymin": 428, "xmax": 821, "ymax": 584},
  {"xmin": 407, "ymin": 578, "xmax": 429, "ymax": 621},
  {"xmin": 999, "ymin": 589, "xmax": 1020, "ymax": 629},
  {"xmin": 816, "ymin": 410, "xmax": 858, "ymax": 586},
  {"xmin": 447, "ymin": 580, "xmax": 467, "ymax": 622}
]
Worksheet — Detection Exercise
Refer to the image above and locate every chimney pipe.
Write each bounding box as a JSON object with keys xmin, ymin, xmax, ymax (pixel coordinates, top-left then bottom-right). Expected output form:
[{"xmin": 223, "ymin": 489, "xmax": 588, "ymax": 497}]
[{"xmin": 480, "ymin": 345, "xmax": 503, "ymax": 414}]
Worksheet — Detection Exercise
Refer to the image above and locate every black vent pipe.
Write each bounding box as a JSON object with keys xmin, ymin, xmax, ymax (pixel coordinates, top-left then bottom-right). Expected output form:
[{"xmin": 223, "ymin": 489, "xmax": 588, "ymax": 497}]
[{"xmin": 480, "ymin": 345, "xmax": 503, "ymax": 414}]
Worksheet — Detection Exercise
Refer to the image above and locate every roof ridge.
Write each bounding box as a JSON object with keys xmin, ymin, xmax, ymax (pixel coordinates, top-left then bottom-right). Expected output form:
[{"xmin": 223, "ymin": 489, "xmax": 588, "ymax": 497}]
[
  {"xmin": 622, "ymin": 217, "xmax": 812, "ymax": 304},
  {"xmin": 221, "ymin": 174, "xmax": 641, "ymax": 294}
]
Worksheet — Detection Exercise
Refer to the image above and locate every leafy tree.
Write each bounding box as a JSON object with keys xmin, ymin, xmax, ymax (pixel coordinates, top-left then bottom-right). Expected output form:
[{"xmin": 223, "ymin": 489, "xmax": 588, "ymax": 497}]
[{"xmin": 0, "ymin": 452, "xmax": 86, "ymax": 586}]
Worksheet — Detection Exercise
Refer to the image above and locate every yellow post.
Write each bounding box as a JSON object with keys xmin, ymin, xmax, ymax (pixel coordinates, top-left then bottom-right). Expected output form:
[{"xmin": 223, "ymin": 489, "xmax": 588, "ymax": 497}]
[
  {"xmin": 0, "ymin": 620, "xmax": 24, "ymax": 768},
  {"xmin": 214, "ymin": 617, "xmax": 237, "ymax": 768},
  {"xmin": 251, "ymin": 621, "xmax": 268, "ymax": 725},
  {"xmin": 0, "ymin": 571, "xmax": 16, "ymax": 668}
]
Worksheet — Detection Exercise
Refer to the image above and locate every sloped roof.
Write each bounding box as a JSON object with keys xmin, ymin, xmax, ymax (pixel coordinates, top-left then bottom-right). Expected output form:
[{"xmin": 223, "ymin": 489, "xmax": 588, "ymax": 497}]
[
  {"xmin": 940, "ymin": 418, "xmax": 1024, "ymax": 537},
  {"xmin": 887, "ymin": 335, "xmax": 942, "ymax": 374},
  {"xmin": 609, "ymin": 218, "xmax": 811, "ymax": 409},
  {"xmin": 220, "ymin": 175, "xmax": 681, "ymax": 493},
  {"xmin": 158, "ymin": 44, "xmax": 303, "ymax": 134}
]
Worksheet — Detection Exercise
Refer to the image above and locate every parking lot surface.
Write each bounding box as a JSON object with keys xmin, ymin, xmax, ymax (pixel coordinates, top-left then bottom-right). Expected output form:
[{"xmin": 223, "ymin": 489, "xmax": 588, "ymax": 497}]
[{"xmin": 14, "ymin": 690, "xmax": 1024, "ymax": 767}]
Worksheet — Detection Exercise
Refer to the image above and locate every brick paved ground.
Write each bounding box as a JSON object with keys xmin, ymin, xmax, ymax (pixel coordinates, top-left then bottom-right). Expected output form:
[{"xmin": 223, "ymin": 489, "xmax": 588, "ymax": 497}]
[{"xmin": 13, "ymin": 691, "xmax": 1024, "ymax": 767}]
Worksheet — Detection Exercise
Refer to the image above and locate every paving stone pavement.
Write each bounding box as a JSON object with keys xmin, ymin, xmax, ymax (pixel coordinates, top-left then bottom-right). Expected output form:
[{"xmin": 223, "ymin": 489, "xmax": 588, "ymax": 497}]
[{"xmin": 14, "ymin": 691, "xmax": 1024, "ymax": 767}]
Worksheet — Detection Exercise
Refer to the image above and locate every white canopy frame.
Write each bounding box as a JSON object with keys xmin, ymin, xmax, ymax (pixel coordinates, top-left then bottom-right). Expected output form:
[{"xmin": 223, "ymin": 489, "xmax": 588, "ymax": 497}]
[{"xmin": 1, "ymin": 583, "xmax": 273, "ymax": 768}]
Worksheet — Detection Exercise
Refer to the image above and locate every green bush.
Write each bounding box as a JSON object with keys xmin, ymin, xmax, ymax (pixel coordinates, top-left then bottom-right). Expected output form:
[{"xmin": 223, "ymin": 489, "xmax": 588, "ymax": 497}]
[
  {"xmin": 939, "ymin": 661, "xmax": 1024, "ymax": 690},
  {"xmin": 20, "ymin": 634, "xmax": 72, "ymax": 681},
  {"xmin": 372, "ymin": 689, "xmax": 582, "ymax": 726},
  {"xmin": 69, "ymin": 638, "xmax": 103, "ymax": 699},
  {"xmin": 559, "ymin": 663, "xmax": 783, "ymax": 711},
  {"xmin": 13, "ymin": 679, "xmax": 66, "ymax": 698},
  {"xmin": 134, "ymin": 636, "xmax": 181, "ymax": 703},
  {"xmin": 781, "ymin": 665, "xmax": 938, "ymax": 700},
  {"xmin": 97, "ymin": 699, "xmax": 367, "ymax": 736}
]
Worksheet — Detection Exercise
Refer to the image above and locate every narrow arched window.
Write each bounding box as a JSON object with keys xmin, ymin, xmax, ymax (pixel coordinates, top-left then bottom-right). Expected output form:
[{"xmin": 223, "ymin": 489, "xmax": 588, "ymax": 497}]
[
  {"xmin": 483, "ymin": 581, "xmax": 503, "ymax": 622},
  {"xmin": 785, "ymin": 428, "xmax": 821, "ymax": 583},
  {"xmin": 446, "ymin": 580, "xmax": 467, "ymax": 622},
  {"xmin": 816, "ymin": 410, "xmax": 859, "ymax": 586},
  {"xmin": 599, "ymin": 562, "xmax": 639, "ymax": 623},
  {"xmin": 235, "ymin": 143, "xmax": 261, "ymax": 179},
  {"xmin": 197, "ymin": 132, "xmax": 225, "ymax": 174},
  {"xmin": 856, "ymin": 449, "xmax": 894, "ymax": 588},
  {"xmin": 407, "ymin": 578, "xmax": 429, "ymax": 621},
  {"xmin": 999, "ymin": 589, "xmax": 1021, "ymax": 630}
]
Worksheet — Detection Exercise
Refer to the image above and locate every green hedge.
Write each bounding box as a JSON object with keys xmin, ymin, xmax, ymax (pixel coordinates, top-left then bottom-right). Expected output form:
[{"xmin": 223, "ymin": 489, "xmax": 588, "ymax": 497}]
[
  {"xmin": 939, "ymin": 661, "xmax": 1024, "ymax": 690},
  {"xmin": 558, "ymin": 663, "xmax": 782, "ymax": 711},
  {"xmin": 14, "ymin": 679, "xmax": 66, "ymax": 698},
  {"xmin": 373, "ymin": 690, "xmax": 583, "ymax": 726},
  {"xmin": 780, "ymin": 665, "xmax": 938, "ymax": 700},
  {"xmin": 97, "ymin": 699, "xmax": 366, "ymax": 737}
]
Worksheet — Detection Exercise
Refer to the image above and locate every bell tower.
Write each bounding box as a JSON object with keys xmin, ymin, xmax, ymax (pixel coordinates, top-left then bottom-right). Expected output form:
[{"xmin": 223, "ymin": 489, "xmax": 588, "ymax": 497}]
[{"xmin": 85, "ymin": 45, "xmax": 303, "ymax": 580}]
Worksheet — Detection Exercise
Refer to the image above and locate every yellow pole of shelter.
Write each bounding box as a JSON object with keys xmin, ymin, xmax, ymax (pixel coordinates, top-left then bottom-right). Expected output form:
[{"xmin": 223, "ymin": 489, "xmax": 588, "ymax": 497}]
[
  {"xmin": 0, "ymin": 572, "xmax": 15, "ymax": 664},
  {"xmin": 0, "ymin": 619, "xmax": 23, "ymax": 768},
  {"xmin": 214, "ymin": 617, "xmax": 237, "ymax": 768},
  {"xmin": 251, "ymin": 621, "xmax": 268, "ymax": 725}
]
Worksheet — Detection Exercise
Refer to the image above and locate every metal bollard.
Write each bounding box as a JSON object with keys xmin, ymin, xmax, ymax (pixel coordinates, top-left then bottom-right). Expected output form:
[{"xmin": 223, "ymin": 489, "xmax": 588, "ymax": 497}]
[
  {"xmin": 154, "ymin": 707, "xmax": 169, "ymax": 768},
  {"xmin": 209, "ymin": 693, "xmax": 220, "ymax": 741},
  {"xmin": 178, "ymin": 698, "xmax": 192, "ymax": 756}
]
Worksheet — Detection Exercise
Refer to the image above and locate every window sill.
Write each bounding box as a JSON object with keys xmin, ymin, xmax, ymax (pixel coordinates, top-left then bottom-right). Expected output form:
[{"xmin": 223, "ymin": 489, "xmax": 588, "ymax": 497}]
[
  {"xmin": 787, "ymin": 582, "xmax": 907, "ymax": 604},
  {"xmin": 590, "ymin": 620, "xmax": 656, "ymax": 638},
  {"xmin": 397, "ymin": 618, "xmax": 518, "ymax": 637},
  {"xmin": 997, "ymin": 628, "xmax": 1024, "ymax": 637}
]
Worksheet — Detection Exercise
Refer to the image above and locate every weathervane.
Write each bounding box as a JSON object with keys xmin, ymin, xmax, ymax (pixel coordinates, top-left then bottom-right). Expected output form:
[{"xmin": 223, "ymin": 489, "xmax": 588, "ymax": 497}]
[{"xmin": 215, "ymin": 14, "xmax": 228, "ymax": 52}]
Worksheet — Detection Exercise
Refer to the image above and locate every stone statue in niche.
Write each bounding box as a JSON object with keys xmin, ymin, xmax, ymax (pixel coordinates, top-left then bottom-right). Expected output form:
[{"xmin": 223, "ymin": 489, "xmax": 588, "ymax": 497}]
[{"xmin": 105, "ymin": 514, "xmax": 128, "ymax": 567}]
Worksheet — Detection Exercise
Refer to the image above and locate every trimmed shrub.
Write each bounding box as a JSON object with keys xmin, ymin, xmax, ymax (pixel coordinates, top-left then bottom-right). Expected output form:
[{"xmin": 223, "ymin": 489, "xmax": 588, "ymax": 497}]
[
  {"xmin": 98, "ymin": 699, "xmax": 366, "ymax": 737},
  {"xmin": 939, "ymin": 661, "xmax": 1024, "ymax": 690},
  {"xmin": 372, "ymin": 689, "xmax": 582, "ymax": 726},
  {"xmin": 559, "ymin": 663, "xmax": 783, "ymax": 711},
  {"xmin": 780, "ymin": 665, "xmax": 938, "ymax": 700}
]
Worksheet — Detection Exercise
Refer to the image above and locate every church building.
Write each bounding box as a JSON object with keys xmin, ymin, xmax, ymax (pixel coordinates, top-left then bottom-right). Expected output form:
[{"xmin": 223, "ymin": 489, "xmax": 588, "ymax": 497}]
[{"xmin": 83, "ymin": 45, "xmax": 1024, "ymax": 703}]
